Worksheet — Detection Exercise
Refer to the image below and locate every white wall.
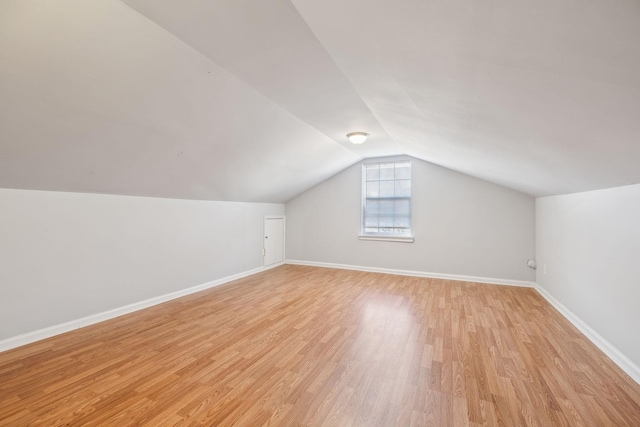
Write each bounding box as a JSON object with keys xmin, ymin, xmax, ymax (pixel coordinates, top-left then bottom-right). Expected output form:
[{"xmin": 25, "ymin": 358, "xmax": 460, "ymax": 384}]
[
  {"xmin": 536, "ymin": 184, "xmax": 640, "ymax": 370},
  {"xmin": 286, "ymin": 157, "xmax": 536, "ymax": 282},
  {"xmin": 0, "ymin": 188, "xmax": 283, "ymax": 341}
]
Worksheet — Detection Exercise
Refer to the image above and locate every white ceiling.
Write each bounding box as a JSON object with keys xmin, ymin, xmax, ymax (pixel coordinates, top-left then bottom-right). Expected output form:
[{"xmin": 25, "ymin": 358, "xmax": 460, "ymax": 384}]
[{"xmin": 1, "ymin": 0, "xmax": 639, "ymax": 202}]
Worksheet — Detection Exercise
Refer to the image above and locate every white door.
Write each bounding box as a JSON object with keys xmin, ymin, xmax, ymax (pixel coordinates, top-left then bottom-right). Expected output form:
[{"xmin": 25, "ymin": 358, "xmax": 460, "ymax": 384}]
[{"xmin": 264, "ymin": 217, "xmax": 284, "ymax": 266}]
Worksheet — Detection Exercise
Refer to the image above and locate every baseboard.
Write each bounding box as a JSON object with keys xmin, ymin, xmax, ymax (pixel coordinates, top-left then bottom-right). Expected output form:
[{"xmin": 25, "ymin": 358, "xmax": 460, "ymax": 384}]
[
  {"xmin": 0, "ymin": 262, "xmax": 284, "ymax": 354},
  {"xmin": 535, "ymin": 284, "xmax": 640, "ymax": 385},
  {"xmin": 285, "ymin": 259, "xmax": 536, "ymax": 288},
  {"xmin": 5, "ymin": 261, "xmax": 635, "ymax": 387}
]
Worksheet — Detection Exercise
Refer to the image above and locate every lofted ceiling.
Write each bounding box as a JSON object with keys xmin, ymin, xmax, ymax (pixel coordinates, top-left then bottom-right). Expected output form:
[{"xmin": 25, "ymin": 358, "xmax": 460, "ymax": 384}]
[{"xmin": 1, "ymin": 0, "xmax": 639, "ymax": 203}]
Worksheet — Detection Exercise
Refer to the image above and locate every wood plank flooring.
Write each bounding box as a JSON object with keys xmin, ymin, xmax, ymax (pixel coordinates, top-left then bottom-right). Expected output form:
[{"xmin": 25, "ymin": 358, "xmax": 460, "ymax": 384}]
[{"xmin": 1, "ymin": 265, "xmax": 639, "ymax": 426}]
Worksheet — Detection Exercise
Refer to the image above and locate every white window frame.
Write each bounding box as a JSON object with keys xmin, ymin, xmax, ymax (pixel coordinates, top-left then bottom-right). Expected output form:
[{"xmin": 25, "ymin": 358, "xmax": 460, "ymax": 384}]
[{"xmin": 359, "ymin": 158, "xmax": 414, "ymax": 243}]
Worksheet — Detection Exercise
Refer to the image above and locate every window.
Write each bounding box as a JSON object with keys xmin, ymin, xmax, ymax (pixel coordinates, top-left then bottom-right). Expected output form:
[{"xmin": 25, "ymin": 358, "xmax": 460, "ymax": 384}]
[{"xmin": 360, "ymin": 160, "xmax": 413, "ymax": 242}]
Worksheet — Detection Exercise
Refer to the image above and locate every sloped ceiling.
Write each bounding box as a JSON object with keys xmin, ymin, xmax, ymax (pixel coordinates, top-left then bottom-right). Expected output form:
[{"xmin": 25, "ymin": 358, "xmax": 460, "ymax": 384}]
[
  {"xmin": 2, "ymin": 0, "xmax": 640, "ymax": 203},
  {"xmin": 0, "ymin": 0, "xmax": 359, "ymax": 203}
]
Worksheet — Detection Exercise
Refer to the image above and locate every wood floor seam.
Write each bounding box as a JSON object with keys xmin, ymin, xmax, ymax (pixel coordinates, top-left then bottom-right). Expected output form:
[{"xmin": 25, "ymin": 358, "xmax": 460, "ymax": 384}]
[{"xmin": 0, "ymin": 265, "xmax": 638, "ymax": 426}]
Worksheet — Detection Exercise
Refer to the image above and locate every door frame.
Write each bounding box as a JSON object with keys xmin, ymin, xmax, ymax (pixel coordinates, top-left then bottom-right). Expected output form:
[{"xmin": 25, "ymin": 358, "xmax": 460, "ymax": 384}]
[{"xmin": 263, "ymin": 215, "xmax": 285, "ymax": 267}]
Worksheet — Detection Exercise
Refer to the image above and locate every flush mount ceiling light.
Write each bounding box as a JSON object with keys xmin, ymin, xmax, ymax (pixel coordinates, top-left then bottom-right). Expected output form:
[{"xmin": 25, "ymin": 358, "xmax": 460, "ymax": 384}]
[{"xmin": 347, "ymin": 132, "xmax": 369, "ymax": 145}]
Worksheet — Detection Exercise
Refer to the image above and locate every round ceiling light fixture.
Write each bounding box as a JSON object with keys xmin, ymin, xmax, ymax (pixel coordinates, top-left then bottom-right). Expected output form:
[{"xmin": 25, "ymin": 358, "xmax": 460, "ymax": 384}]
[{"xmin": 346, "ymin": 132, "xmax": 369, "ymax": 145}]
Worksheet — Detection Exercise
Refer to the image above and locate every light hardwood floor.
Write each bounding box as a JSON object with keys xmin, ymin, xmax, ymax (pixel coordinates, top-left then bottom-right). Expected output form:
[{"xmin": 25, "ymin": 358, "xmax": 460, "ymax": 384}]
[{"xmin": 1, "ymin": 265, "xmax": 639, "ymax": 426}]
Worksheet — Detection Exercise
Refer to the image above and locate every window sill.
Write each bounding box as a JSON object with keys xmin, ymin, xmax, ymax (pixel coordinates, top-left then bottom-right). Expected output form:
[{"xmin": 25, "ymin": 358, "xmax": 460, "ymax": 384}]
[{"xmin": 358, "ymin": 235, "xmax": 415, "ymax": 243}]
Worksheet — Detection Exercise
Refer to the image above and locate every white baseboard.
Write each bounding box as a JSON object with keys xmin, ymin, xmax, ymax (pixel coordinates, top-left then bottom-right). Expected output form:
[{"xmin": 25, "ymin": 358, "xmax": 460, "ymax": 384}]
[
  {"xmin": 535, "ymin": 284, "xmax": 640, "ymax": 385},
  {"xmin": 0, "ymin": 262, "xmax": 284, "ymax": 354},
  {"xmin": 4, "ymin": 260, "xmax": 636, "ymax": 387},
  {"xmin": 285, "ymin": 259, "xmax": 536, "ymax": 288}
]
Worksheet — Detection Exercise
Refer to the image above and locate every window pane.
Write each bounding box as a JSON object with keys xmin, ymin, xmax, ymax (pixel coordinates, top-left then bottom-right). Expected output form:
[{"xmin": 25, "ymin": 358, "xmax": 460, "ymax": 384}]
[
  {"xmin": 364, "ymin": 199, "xmax": 379, "ymax": 211},
  {"xmin": 394, "ymin": 199, "xmax": 411, "ymax": 216},
  {"xmin": 364, "ymin": 218, "xmax": 378, "ymax": 227},
  {"xmin": 379, "ymin": 164, "xmax": 394, "ymax": 181},
  {"xmin": 366, "ymin": 165, "xmax": 379, "ymax": 181},
  {"xmin": 379, "ymin": 181, "xmax": 394, "ymax": 197},
  {"xmin": 394, "ymin": 218, "xmax": 410, "ymax": 228},
  {"xmin": 379, "ymin": 216, "xmax": 394, "ymax": 228},
  {"xmin": 395, "ymin": 180, "xmax": 410, "ymax": 197},
  {"xmin": 366, "ymin": 181, "xmax": 379, "ymax": 197},
  {"xmin": 395, "ymin": 162, "xmax": 410, "ymax": 179},
  {"xmin": 378, "ymin": 199, "xmax": 394, "ymax": 215}
]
